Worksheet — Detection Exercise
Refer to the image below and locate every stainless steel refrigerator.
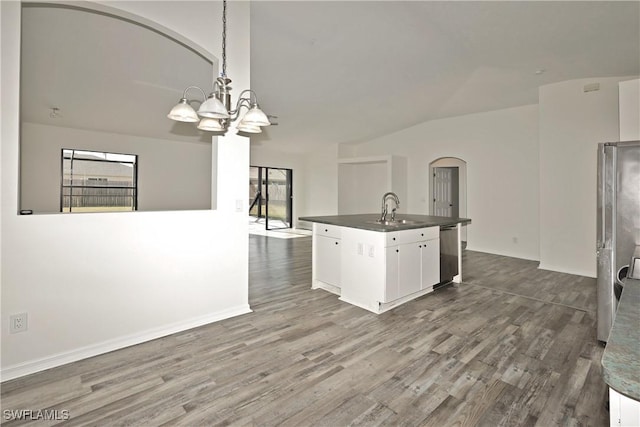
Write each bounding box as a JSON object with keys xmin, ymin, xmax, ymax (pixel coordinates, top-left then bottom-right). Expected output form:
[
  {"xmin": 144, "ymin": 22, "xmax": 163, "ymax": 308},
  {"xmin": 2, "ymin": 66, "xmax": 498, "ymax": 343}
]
[{"xmin": 596, "ymin": 140, "xmax": 640, "ymax": 342}]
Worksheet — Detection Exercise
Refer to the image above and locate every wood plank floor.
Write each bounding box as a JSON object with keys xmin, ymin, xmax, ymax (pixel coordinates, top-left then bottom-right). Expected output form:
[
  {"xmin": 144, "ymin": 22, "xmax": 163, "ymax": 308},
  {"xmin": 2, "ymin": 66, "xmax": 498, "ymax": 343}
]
[{"xmin": 1, "ymin": 236, "xmax": 609, "ymax": 426}]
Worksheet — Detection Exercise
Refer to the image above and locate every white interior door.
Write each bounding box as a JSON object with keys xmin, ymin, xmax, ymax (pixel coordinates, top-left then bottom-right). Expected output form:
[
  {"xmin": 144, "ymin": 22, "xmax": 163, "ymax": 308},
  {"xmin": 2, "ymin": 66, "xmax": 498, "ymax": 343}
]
[{"xmin": 433, "ymin": 167, "xmax": 459, "ymax": 217}]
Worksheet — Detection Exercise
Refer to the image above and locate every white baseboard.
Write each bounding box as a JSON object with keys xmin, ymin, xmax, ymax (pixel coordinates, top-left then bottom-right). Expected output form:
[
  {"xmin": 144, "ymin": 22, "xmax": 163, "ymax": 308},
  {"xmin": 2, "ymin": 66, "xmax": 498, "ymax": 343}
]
[
  {"xmin": 465, "ymin": 245, "xmax": 540, "ymax": 262},
  {"xmin": 311, "ymin": 280, "xmax": 341, "ymax": 296},
  {"xmin": 465, "ymin": 246, "xmax": 595, "ymax": 278},
  {"xmin": 537, "ymin": 263, "xmax": 596, "ymax": 279},
  {"xmin": 0, "ymin": 305, "xmax": 252, "ymax": 382}
]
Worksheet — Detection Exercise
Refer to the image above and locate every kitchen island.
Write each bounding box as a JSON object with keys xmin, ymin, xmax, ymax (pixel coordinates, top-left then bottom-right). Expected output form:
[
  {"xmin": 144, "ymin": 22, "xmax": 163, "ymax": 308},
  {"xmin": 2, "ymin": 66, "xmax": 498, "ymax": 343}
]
[{"xmin": 299, "ymin": 214, "xmax": 471, "ymax": 314}]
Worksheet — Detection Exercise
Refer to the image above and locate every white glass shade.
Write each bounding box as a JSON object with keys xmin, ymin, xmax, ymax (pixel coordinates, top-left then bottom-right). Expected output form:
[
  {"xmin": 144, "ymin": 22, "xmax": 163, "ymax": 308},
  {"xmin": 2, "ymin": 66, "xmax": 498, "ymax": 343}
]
[
  {"xmin": 240, "ymin": 106, "xmax": 270, "ymax": 126},
  {"xmin": 197, "ymin": 118, "xmax": 225, "ymax": 132},
  {"xmin": 167, "ymin": 98, "xmax": 199, "ymax": 122},
  {"xmin": 236, "ymin": 122, "xmax": 262, "ymax": 134},
  {"xmin": 198, "ymin": 95, "xmax": 230, "ymax": 119}
]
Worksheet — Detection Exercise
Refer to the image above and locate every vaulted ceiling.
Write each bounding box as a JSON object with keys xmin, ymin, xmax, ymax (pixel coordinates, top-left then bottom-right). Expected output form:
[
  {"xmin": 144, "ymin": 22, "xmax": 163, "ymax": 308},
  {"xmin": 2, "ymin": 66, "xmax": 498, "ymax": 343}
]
[
  {"xmin": 20, "ymin": 2, "xmax": 640, "ymax": 153},
  {"xmin": 250, "ymin": 1, "xmax": 640, "ymax": 152}
]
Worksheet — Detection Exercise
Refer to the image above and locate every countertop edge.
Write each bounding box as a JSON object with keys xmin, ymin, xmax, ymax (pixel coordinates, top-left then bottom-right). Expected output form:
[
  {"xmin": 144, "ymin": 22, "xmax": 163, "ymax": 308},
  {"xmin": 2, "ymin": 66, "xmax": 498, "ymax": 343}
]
[
  {"xmin": 601, "ymin": 277, "xmax": 640, "ymax": 401},
  {"xmin": 299, "ymin": 214, "xmax": 471, "ymax": 232}
]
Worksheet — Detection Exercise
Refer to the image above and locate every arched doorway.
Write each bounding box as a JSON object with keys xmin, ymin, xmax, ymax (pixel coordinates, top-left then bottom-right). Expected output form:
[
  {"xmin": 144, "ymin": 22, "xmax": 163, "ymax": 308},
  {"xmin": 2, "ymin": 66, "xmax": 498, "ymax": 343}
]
[{"xmin": 429, "ymin": 157, "xmax": 468, "ymax": 244}]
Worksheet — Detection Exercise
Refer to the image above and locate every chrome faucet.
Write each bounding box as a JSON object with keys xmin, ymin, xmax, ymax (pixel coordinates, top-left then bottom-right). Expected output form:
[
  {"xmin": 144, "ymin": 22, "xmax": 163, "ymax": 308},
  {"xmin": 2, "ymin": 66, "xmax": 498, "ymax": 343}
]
[{"xmin": 380, "ymin": 192, "xmax": 400, "ymax": 222}]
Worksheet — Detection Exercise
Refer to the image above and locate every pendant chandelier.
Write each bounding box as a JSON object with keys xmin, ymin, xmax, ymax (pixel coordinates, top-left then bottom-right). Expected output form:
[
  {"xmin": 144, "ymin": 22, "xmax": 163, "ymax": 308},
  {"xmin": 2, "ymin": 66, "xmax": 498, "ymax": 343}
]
[{"xmin": 167, "ymin": 0, "xmax": 270, "ymax": 134}]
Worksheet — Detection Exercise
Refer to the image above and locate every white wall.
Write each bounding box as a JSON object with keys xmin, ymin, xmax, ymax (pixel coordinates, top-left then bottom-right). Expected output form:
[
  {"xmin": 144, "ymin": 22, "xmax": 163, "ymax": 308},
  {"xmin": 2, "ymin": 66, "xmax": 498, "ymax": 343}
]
[
  {"xmin": 336, "ymin": 155, "xmax": 408, "ymax": 216},
  {"xmin": 538, "ymin": 77, "xmax": 634, "ymax": 277},
  {"xmin": 21, "ymin": 122, "xmax": 212, "ymax": 213},
  {"xmin": 619, "ymin": 79, "xmax": 640, "ymax": 141},
  {"xmin": 338, "ymin": 161, "xmax": 388, "ymax": 214},
  {"xmin": 350, "ymin": 104, "xmax": 540, "ymax": 261},
  {"xmin": 1, "ymin": 1, "xmax": 251, "ymax": 380},
  {"xmin": 299, "ymin": 144, "xmax": 340, "ymax": 229}
]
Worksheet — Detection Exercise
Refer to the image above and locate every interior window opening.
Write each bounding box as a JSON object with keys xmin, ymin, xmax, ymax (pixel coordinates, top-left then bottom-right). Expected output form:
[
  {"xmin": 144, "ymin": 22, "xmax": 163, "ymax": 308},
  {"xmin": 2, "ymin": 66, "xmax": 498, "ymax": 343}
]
[{"xmin": 61, "ymin": 149, "xmax": 138, "ymax": 213}]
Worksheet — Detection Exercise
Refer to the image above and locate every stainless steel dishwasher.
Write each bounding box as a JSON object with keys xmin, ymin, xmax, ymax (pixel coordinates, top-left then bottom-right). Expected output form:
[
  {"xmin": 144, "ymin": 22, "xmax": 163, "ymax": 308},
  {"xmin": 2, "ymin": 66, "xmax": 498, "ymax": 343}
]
[{"xmin": 440, "ymin": 225, "xmax": 459, "ymax": 284}]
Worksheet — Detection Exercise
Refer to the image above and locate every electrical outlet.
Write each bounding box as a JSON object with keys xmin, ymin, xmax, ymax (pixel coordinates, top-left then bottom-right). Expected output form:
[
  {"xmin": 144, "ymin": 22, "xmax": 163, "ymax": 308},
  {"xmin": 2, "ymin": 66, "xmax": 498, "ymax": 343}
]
[
  {"xmin": 10, "ymin": 313, "xmax": 28, "ymax": 334},
  {"xmin": 357, "ymin": 243, "xmax": 363, "ymax": 255}
]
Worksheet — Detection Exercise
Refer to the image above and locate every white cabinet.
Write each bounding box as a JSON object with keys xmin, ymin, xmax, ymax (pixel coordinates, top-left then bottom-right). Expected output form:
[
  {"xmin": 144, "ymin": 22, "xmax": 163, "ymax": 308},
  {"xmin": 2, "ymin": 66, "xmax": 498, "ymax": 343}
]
[
  {"xmin": 312, "ymin": 224, "xmax": 342, "ymax": 293},
  {"xmin": 385, "ymin": 247, "xmax": 399, "ymax": 302},
  {"xmin": 313, "ymin": 222, "xmax": 455, "ymax": 314},
  {"xmin": 384, "ymin": 227, "xmax": 440, "ymax": 303},
  {"xmin": 397, "ymin": 242, "xmax": 422, "ymax": 298},
  {"xmin": 610, "ymin": 388, "xmax": 640, "ymax": 427},
  {"xmin": 316, "ymin": 235, "xmax": 340, "ymax": 286},
  {"xmin": 420, "ymin": 238, "xmax": 440, "ymax": 289}
]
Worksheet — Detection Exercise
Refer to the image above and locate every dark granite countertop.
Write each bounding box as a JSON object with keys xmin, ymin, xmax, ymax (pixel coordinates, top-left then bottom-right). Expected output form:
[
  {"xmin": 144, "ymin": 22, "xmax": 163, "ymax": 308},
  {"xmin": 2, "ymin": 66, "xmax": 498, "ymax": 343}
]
[
  {"xmin": 298, "ymin": 214, "xmax": 471, "ymax": 232},
  {"xmin": 602, "ymin": 277, "xmax": 640, "ymax": 401}
]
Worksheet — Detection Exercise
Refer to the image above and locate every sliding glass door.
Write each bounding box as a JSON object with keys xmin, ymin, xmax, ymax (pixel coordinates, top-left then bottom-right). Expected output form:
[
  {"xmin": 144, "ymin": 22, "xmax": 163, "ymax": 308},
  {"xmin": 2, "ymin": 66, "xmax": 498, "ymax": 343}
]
[{"xmin": 249, "ymin": 166, "xmax": 293, "ymax": 230}]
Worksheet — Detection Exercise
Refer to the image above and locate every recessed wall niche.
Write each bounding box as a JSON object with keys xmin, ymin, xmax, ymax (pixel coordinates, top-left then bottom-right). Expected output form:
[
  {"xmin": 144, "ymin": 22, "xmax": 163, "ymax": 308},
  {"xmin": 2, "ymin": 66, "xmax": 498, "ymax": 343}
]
[
  {"xmin": 20, "ymin": 4, "xmax": 217, "ymax": 213},
  {"xmin": 337, "ymin": 155, "xmax": 407, "ymax": 215}
]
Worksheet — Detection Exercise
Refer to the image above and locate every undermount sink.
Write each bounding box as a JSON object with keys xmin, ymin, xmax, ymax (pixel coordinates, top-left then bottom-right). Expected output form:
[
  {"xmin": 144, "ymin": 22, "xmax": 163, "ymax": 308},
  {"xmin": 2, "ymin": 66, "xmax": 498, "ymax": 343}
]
[
  {"xmin": 366, "ymin": 219, "xmax": 421, "ymax": 226},
  {"xmin": 392, "ymin": 219, "xmax": 420, "ymax": 225},
  {"xmin": 365, "ymin": 220, "xmax": 396, "ymax": 226}
]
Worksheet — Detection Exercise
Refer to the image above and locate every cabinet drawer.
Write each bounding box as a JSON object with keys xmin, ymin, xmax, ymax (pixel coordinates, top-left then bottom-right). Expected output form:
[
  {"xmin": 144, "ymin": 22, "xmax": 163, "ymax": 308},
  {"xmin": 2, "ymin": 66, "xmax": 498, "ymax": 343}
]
[
  {"xmin": 385, "ymin": 232, "xmax": 400, "ymax": 247},
  {"xmin": 394, "ymin": 227, "xmax": 439, "ymax": 245},
  {"xmin": 385, "ymin": 227, "xmax": 439, "ymax": 246},
  {"xmin": 315, "ymin": 223, "xmax": 342, "ymax": 239}
]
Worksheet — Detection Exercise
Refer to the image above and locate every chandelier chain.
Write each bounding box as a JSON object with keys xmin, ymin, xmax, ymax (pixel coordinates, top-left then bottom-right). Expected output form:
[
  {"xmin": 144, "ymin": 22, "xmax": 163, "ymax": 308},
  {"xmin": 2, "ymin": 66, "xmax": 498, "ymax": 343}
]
[{"xmin": 221, "ymin": 0, "xmax": 227, "ymax": 78}]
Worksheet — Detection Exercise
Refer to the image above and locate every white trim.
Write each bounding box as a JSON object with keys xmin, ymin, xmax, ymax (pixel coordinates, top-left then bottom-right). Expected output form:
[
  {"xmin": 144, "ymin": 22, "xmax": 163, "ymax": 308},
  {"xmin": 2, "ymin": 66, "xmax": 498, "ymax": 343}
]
[
  {"xmin": 466, "ymin": 246, "xmax": 596, "ymax": 278},
  {"xmin": 312, "ymin": 280, "xmax": 341, "ymax": 296},
  {"xmin": 537, "ymin": 263, "xmax": 596, "ymax": 279},
  {"xmin": 0, "ymin": 305, "xmax": 251, "ymax": 382},
  {"xmin": 337, "ymin": 155, "xmax": 393, "ymax": 164},
  {"xmin": 339, "ymin": 286, "xmax": 436, "ymax": 314},
  {"xmin": 375, "ymin": 287, "xmax": 435, "ymax": 313},
  {"xmin": 465, "ymin": 245, "xmax": 540, "ymax": 263}
]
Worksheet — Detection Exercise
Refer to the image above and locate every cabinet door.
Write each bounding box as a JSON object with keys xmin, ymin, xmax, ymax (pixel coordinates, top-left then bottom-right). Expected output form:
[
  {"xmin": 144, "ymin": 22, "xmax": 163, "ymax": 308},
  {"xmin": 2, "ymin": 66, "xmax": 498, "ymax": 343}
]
[
  {"xmin": 610, "ymin": 387, "xmax": 640, "ymax": 427},
  {"xmin": 420, "ymin": 238, "xmax": 440, "ymax": 289},
  {"xmin": 385, "ymin": 247, "xmax": 399, "ymax": 302},
  {"xmin": 316, "ymin": 236, "xmax": 340, "ymax": 286},
  {"xmin": 398, "ymin": 243, "xmax": 421, "ymax": 297}
]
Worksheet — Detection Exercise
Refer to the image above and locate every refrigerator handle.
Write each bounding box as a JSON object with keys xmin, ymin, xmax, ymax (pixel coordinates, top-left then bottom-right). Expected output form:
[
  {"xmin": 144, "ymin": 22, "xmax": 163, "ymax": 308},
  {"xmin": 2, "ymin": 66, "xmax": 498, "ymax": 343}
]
[{"xmin": 596, "ymin": 144, "xmax": 605, "ymax": 250}]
